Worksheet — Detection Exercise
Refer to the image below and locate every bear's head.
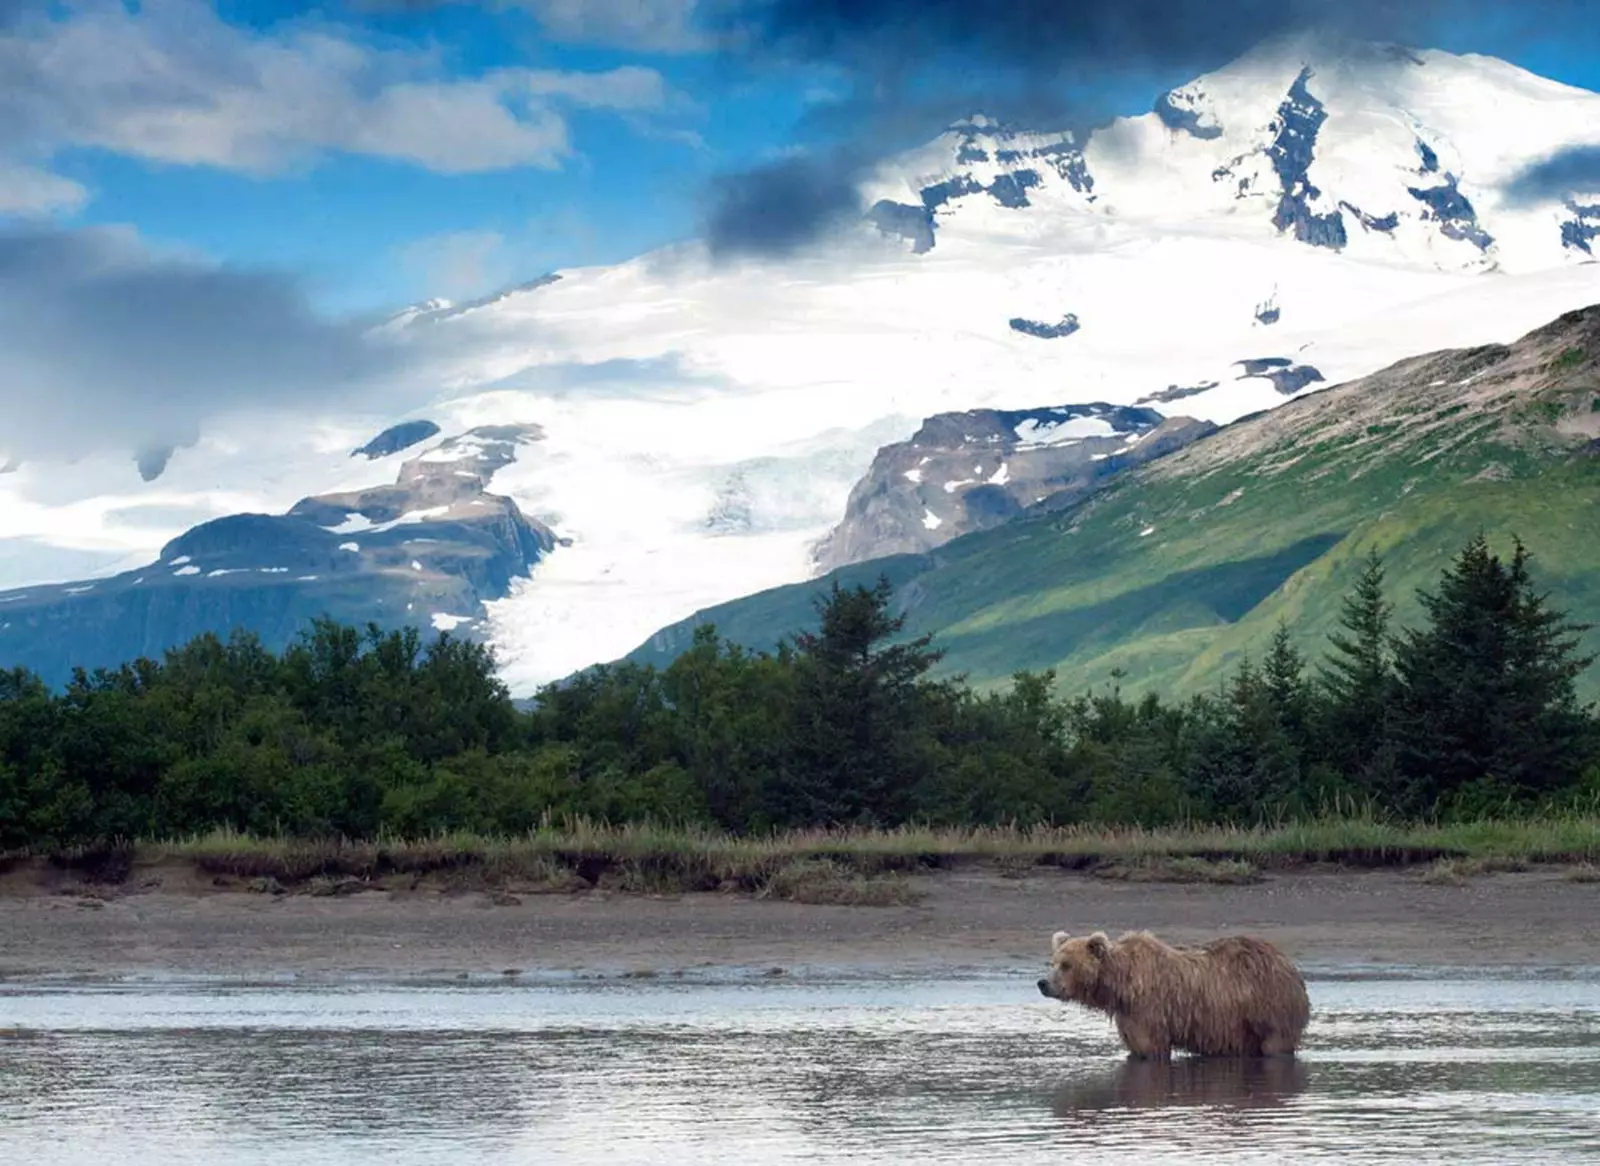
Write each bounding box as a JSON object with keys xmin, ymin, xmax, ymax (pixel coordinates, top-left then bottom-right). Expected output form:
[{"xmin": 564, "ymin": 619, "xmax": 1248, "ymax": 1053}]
[{"xmin": 1037, "ymin": 929, "xmax": 1112, "ymax": 1006}]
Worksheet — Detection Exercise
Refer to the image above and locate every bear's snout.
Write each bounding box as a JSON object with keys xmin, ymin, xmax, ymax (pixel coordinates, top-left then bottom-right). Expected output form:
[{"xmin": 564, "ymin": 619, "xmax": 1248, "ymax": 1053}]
[{"xmin": 1036, "ymin": 978, "xmax": 1053, "ymax": 997}]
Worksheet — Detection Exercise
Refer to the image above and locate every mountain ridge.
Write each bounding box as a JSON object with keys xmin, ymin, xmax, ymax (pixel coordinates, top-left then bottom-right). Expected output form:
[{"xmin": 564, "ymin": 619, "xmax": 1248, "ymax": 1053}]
[
  {"xmin": 0, "ymin": 425, "xmax": 556, "ymax": 687},
  {"xmin": 627, "ymin": 303, "xmax": 1600, "ymax": 699}
]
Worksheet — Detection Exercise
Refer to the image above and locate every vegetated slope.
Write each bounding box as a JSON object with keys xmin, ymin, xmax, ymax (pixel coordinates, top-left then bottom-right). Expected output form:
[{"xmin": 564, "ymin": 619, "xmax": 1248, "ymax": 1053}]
[{"xmin": 631, "ymin": 305, "xmax": 1600, "ymax": 699}]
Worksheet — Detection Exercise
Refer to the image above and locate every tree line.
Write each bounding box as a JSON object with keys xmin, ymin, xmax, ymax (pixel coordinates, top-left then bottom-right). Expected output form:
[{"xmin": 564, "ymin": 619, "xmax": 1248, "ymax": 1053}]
[{"xmin": 2, "ymin": 534, "xmax": 1596, "ymax": 850}]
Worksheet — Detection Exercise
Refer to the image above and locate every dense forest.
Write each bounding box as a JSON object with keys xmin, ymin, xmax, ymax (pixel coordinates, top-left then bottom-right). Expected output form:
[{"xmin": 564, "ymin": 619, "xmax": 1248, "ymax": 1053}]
[{"xmin": 2, "ymin": 534, "xmax": 1597, "ymax": 851}]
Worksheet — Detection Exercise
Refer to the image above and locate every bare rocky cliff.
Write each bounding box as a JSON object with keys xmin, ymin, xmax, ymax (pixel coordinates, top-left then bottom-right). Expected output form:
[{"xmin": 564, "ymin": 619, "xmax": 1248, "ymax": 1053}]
[{"xmin": 813, "ymin": 404, "xmax": 1215, "ymax": 571}]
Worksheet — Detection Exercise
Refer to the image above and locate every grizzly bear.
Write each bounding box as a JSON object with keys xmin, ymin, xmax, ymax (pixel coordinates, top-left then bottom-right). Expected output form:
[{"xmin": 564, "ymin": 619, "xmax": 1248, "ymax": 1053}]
[{"xmin": 1037, "ymin": 929, "xmax": 1309, "ymax": 1058}]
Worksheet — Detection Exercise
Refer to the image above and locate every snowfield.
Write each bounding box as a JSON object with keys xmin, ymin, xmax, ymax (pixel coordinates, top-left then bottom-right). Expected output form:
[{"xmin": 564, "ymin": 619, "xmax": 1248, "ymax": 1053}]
[{"xmin": 4, "ymin": 37, "xmax": 1600, "ymax": 690}]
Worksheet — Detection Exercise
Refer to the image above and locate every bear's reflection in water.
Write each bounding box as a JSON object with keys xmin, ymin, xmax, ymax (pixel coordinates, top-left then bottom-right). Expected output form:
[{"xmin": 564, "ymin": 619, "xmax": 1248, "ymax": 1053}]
[{"xmin": 1049, "ymin": 1056, "xmax": 1309, "ymax": 1116}]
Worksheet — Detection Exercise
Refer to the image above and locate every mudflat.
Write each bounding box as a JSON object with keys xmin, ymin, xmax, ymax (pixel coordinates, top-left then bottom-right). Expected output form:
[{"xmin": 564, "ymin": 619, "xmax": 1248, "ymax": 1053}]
[{"xmin": 1, "ymin": 862, "xmax": 1595, "ymax": 980}]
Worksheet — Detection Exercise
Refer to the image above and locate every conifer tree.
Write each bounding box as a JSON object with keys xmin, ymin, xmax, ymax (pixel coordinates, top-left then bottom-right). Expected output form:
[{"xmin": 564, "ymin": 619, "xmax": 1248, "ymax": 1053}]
[
  {"xmin": 1318, "ymin": 548, "xmax": 1398, "ymax": 791},
  {"xmin": 1263, "ymin": 621, "xmax": 1311, "ymax": 746},
  {"xmin": 780, "ymin": 577, "xmax": 944, "ymax": 826},
  {"xmin": 1394, "ymin": 534, "xmax": 1594, "ymax": 811}
]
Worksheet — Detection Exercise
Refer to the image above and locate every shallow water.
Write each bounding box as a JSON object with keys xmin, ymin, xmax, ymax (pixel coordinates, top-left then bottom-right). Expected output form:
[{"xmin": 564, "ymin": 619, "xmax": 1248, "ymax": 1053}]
[{"xmin": 2, "ymin": 972, "xmax": 1598, "ymax": 1164}]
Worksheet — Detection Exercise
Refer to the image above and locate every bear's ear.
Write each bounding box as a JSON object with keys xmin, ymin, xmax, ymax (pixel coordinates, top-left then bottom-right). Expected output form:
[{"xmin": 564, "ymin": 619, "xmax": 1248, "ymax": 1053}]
[
  {"xmin": 1086, "ymin": 932, "xmax": 1110, "ymax": 958},
  {"xmin": 1051, "ymin": 930, "xmax": 1070, "ymax": 950}
]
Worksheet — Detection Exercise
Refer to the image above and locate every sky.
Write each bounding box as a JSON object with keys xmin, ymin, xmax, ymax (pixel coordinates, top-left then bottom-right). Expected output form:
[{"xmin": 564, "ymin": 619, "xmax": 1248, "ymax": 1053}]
[{"xmin": 4, "ymin": 0, "xmax": 1600, "ymax": 320}]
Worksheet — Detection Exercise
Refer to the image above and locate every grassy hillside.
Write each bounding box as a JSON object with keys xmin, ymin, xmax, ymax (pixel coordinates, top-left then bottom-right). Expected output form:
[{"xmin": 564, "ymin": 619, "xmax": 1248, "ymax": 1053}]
[{"xmin": 631, "ymin": 306, "xmax": 1600, "ymax": 700}]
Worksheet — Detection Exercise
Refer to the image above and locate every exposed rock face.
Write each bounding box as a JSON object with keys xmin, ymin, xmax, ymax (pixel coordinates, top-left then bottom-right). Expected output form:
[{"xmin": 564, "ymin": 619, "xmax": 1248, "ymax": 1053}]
[
  {"xmin": 1266, "ymin": 68, "xmax": 1348, "ymax": 250},
  {"xmin": 1010, "ymin": 314, "xmax": 1081, "ymax": 339},
  {"xmin": 1235, "ymin": 358, "xmax": 1326, "ymax": 395},
  {"xmin": 0, "ymin": 424, "xmax": 556, "ymax": 686},
  {"xmin": 352, "ymin": 419, "xmax": 440, "ymax": 459},
  {"xmin": 1560, "ymin": 200, "xmax": 1600, "ymax": 255},
  {"xmin": 812, "ymin": 404, "xmax": 1215, "ymax": 571}
]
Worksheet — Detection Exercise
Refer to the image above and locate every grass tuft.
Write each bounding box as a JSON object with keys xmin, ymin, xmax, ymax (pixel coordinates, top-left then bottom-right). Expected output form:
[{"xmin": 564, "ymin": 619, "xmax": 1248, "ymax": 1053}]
[
  {"xmin": 1092, "ymin": 857, "xmax": 1262, "ymax": 885},
  {"xmin": 758, "ymin": 859, "xmax": 922, "ymax": 906}
]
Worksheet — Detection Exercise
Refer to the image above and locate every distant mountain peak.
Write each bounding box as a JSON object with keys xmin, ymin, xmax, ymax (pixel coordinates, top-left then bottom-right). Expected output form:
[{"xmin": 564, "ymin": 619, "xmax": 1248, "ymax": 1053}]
[{"xmin": 863, "ymin": 38, "xmax": 1599, "ymax": 274}]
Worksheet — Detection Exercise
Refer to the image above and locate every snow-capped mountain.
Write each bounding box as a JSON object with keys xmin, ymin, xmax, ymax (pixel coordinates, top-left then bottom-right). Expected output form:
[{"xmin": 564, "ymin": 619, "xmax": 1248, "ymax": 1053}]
[
  {"xmin": 863, "ymin": 37, "xmax": 1600, "ymax": 273},
  {"xmin": 4, "ymin": 37, "xmax": 1600, "ymax": 693}
]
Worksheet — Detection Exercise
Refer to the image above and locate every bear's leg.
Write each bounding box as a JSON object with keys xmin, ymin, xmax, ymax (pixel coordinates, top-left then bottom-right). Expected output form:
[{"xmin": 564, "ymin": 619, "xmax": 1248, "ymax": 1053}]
[
  {"xmin": 1256, "ymin": 1029, "xmax": 1298, "ymax": 1057},
  {"xmin": 1116, "ymin": 1014, "xmax": 1171, "ymax": 1060}
]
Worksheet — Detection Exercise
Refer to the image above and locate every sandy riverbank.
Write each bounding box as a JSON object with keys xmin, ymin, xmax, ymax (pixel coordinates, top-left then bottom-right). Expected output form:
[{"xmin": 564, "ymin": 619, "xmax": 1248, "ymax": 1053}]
[{"xmin": 1, "ymin": 861, "xmax": 1596, "ymax": 981}]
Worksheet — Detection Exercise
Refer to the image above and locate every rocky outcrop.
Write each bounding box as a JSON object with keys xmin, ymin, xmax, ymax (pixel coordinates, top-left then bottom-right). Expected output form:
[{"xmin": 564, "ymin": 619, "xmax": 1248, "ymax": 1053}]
[
  {"xmin": 1236, "ymin": 358, "xmax": 1326, "ymax": 395},
  {"xmin": 812, "ymin": 404, "xmax": 1215, "ymax": 571},
  {"xmin": 1010, "ymin": 314, "xmax": 1081, "ymax": 339},
  {"xmin": 0, "ymin": 424, "xmax": 557, "ymax": 686},
  {"xmin": 352, "ymin": 419, "xmax": 440, "ymax": 459},
  {"xmin": 1267, "ymin": 68, "xmax": 1347, "ymax": 250}
]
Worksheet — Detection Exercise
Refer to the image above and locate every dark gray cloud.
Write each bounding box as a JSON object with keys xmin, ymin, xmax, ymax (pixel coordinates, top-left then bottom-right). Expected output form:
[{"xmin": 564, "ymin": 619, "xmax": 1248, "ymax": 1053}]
[
  {"xmin": 705, "ymin": 152, "xmax": 866, "ymax": 257},
  {"xmin": 731, "ymin": 0, "xmax": 1586, "ymax": 72},
  {"xmin": 701, "ymin": 0, "xmax": 1597, "ymax": 256},
  {"xmin": 0, "ymin": 226, "xmax": 396, "ymax": 462},
  {"xmin": 1503, "ymin": 145, "xmax": 1600, "ymax": 205}
]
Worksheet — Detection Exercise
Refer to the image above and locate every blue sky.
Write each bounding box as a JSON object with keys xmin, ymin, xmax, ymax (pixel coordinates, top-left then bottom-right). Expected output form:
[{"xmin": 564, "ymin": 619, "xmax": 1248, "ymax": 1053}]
[{"xmin": 3, "ymin": 0, "xmax": 1599, "ymax": 316}]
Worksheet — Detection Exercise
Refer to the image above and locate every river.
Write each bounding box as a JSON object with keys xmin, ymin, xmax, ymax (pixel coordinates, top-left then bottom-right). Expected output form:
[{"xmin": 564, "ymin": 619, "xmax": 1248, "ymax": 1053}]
[{"xmin": 2, "ymin": 969, "xmax": 1597, "ymax": 1163}]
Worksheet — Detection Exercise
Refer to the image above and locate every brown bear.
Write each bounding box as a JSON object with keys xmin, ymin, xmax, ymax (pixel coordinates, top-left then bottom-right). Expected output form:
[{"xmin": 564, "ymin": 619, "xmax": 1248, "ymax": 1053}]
[{"xmin": 1037, "ymin": 929, "xmax": 1310, "ymax": 1058}]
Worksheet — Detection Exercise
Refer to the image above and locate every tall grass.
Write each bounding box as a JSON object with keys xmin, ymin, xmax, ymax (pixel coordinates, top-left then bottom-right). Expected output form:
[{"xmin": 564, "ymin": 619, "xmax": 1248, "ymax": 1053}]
[{"xmin": 126, "ymin": 813, "xmax": 1600, "ymax": 897}]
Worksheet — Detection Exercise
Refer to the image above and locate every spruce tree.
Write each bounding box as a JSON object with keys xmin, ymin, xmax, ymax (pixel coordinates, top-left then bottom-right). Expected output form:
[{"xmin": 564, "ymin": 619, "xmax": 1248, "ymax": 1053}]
[
  {"xmin": 780, "ymin": 577, "xmax": 943, "ymax": 826},
  {"xmin": 1393, "ymin": 534, "xmax": 1594, "ymax": 812},
  {"xmin": 1318, "ymin": 548, "xmax": 1398, "ymax": 793},
  {"xmin": 1263, "ymin": 622, "xmax": 1311, "ymax": 746}
]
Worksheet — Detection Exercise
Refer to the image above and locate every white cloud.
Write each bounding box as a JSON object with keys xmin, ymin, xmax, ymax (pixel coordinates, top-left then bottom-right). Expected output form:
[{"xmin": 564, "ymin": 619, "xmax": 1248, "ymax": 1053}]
[
  {"xmin": 0, "ymin": 163, "xmax": 87, "ymax": 215},
  {"xmin": 0, "ymin": 0, "xmax": 680, "ymax": 188},
  {"xmin": 514, "ymin": 0, "xmax": 710, "ymax": 53},
  {"xmin": 400, "ymin": 229, "xmax": 511, "ymax": 300}
]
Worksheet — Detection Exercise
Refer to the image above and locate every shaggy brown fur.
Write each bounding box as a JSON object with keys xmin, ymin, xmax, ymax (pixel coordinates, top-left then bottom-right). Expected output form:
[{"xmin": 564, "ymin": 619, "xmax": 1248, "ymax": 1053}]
[{"xmin": 1037, "ymin": 928, "xmax": 1310, "ymax": 1058}]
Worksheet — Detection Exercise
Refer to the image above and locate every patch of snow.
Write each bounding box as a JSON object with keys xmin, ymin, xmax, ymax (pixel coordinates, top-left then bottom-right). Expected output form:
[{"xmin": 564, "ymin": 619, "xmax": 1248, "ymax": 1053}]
[
  {"xmin": 922, "ymin": 509, "xmax": 943, "ymax": 531},
  {"xmin": 943, "ymin": 479, "xmax": 975, "ymax": 493},
  {"xmin": 431, "ymin": 612, "xmax": 472, "ymax": 631},
  {"xmin": 1015, "ymin": 415, "xmax": 1125, "ymax": 447},
  {"xmin": 339, "ymin": 542, "xmax": 360, "ymax": 553},
  {"xmin": 903, "ymin": 468, "xmax": 923, "ymax": 484},
  {"xmin": 63, "ymin": 585, "xmax": 94, "ymax": 594},
  {"xmin": 169, "ymin": 556, "xmax": 191, "ymax": 566},
  {"xmin": 1140, "ymin": 526, "xmax": 1156, "ymax": 537},
  {"xmin": 989, "ymin": 463, "xmax": 1011, "ymax": 485},
  {"xmin": 323, "ymin": 512, "xmax": 374, "ymax": 535},
  {"xmin": 329, "ymin": 506, "xmax": 452, "ymax": 537},
  {"xmin": 173, "ymin": 566, "xmax": 201, "ymax": 576},
  {"xmin": 411, "ymin": 560, "xmax": 424, "ymax": 571},
  {"xmin": 207, "ymin": 568, "xmax": 247, "ymax": 577},
  {"xmin": 259, "ymin": 567, "xmax": 289, "ymax": 573},
  {"xmin": 296, "ymin": 574, "xmax": 320, "ymax": 581}
]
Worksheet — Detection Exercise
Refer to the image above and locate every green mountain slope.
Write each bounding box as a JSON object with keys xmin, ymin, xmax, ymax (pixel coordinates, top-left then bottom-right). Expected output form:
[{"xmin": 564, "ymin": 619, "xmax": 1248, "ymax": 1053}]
[{"xmin": 629, "ymin": 306, "xmax": 1600, "ymax": 699}]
